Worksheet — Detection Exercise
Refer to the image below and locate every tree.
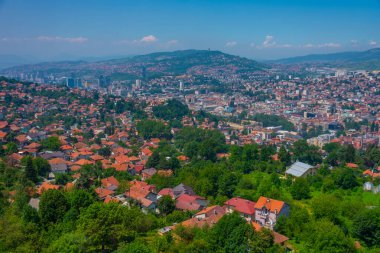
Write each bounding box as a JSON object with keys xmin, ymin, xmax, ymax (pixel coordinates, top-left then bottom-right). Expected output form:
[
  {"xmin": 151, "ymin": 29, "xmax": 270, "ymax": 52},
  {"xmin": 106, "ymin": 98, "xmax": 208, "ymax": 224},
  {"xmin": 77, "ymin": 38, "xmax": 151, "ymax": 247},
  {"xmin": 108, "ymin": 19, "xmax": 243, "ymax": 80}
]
[
  {"xmin": 5, "ymin": 142, "xmax": 18, "ymax": 154},
  {"xmin": 78, "ymin": 203, "xmax": 152, "ymax": 252},
  {"xmin": 98, "ymin": 146, "xmax": 111, "ymax": 157},
  {"xmin": 352, "ymin": 208, "xmax": 380, "ymax": 247},
  {"xmin": 33, "ymin": 157, "xmax": 51, "ymax": 177},
  {"xmin": 249, "ymin": 228, "xmax": 275, "ymax": 253},
  {"xmin": 290, "ymin": 177, "xmax": 311, "ymax": 200},
  {"xmin": 41, "ymin": 136, "xmax": 61, "ymax": 151},
  {"xmin": 292, "ymin": 140, "xmax": 322, "ymax": 165},
  {"xmin": 311, "ymin": 194, "xmax": 340, "ymax": 224},
  {"xmin": 303, "ymin": 219, "xmax": 355, "ymax": 253},
  {"xmin": 23, "ymin": 156, "xmax": 38, "ymax": 183},
  {"xmin": 39, "ymin": 189, "xmax": 69, "ymax": 225},
  {"xmin": 158, "ymin": 195, "xmax": 175, "ymax": 216},
  {"xmin": 46, "ymin": 232, "xmax": 88, "ymax": 253},
  {"xmin": 278, "ymin": 145, "xmax": 291, "ymax": 166},
  {"xmin": 332, "ymin": 167, "xmax": 358, "ymax": 190}
]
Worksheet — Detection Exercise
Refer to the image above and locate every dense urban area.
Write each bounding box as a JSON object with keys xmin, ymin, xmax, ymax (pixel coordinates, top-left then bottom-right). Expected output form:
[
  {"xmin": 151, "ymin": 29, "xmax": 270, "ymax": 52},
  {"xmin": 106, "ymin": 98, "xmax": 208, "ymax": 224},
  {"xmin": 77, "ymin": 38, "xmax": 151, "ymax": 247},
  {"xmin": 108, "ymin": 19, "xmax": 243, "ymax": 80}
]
[{"xmin": 0, "ymin": 49, "xmax": 380, "ymax": 253}]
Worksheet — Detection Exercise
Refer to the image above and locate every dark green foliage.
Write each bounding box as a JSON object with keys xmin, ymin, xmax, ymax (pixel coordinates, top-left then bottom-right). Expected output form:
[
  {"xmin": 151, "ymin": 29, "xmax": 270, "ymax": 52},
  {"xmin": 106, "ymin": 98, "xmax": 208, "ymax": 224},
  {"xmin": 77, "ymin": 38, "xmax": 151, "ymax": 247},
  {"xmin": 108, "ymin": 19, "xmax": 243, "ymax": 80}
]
[
  {"xmin": 5, "ymin": 142, "xmax": 18, "ymax": 154},
  {"xmin": 208, "ymin": 212, "xmax": 254, "ymax": 252},
  {"xmin": 41, "ymin": 136, "xmax": 61, "ymax": 151},
  {"xmin": 39, "ymin": 190, "xmax": 69, "ymax": 225},
  {"xmin": 152, "ymin": 99, "xmax": 190, "ymax": 120},
  {"xmin": 136, "ymin": 120, "xmax": 172, "ymax": 139},
  {"xmin": 252, "ymin": 113, "xmax": 295, "ymax": 131},
  {"xmin": 278, "ymin": 145, "xmax": 291, "ymax": 166},
  {"xmin": 176, "ymin": 127, "xmax": 227, "ymax": 161},
  {"xmin": 331, "ymin": 167, "xmax": 359, "ymax": 189},
  {"xmin": 302, "ymin": 219, "xmax": 355, "ymax": 253},
  {"xmin": 352, "ymin": 208, "xmax": 380, "ymax": 247},
  {"xmin": 23, "ymin": 156, "xmax": 38, "ymax": 183},
  {"xmin": 157, "ymin": 195, "xmax": 175, "ymax": 216},
  {"xmin": 292, "ymin": 140, "xmax": 322, "ymax": 165},
  {"xmin": 290, "ymin": 177, "xmax": 310, "ymax": 200}
]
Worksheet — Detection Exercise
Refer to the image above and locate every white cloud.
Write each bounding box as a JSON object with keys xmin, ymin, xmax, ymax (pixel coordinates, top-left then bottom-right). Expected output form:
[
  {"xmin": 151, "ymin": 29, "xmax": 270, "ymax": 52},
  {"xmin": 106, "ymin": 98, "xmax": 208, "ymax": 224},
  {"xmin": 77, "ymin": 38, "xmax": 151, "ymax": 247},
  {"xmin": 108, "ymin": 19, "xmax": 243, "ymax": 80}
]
[
  {"xmin": 303, "ymin": 43, "xmax": 314, "ymax": 48},
  {"xmin": 167, "ymin": 40, "xmax": 178, "ymax": 45},
  {"xmin": 255, "ymin": 35, "xmax": 293, "ymax": 49},
  {"xmin": 262, "ymin": 35, "xmax": 276, "ymax": 48},
  {"xmin": 350, "ymin": 40, "xmax": 358, "ymax": 47},
  {"xmin": 369, "ymin": 40, "xmax": 377, "ymax": 46},
  {"xmin": 37, "ymin": 36, "xmax": 88, "ymax": 43},
  {"xmin": 302, "ymin": 42, "xmax": 340, "ymax": 48},
  {"xmin": 318, "ymin": 42, "xmax": 341, "ymax": 48},
  {"xmin": 225, "ymin": 41, "xmax": 237, "ymax": 47},
  {"xmin": 140, "ymin": 35, "xmax": 157, "ymax": 43}
]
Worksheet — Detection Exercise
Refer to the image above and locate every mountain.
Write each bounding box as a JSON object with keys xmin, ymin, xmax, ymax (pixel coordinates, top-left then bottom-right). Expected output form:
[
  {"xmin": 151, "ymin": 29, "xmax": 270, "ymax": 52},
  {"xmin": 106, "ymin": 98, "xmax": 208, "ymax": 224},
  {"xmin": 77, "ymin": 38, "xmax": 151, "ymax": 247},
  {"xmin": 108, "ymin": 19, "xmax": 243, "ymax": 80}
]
[
  {"xmin": 1, "ymin": 50, "xmax": 267, "ymax": 80},
  {"xmin": 273, "ymin": 48, "xmax": 380, "ymax": 70}
]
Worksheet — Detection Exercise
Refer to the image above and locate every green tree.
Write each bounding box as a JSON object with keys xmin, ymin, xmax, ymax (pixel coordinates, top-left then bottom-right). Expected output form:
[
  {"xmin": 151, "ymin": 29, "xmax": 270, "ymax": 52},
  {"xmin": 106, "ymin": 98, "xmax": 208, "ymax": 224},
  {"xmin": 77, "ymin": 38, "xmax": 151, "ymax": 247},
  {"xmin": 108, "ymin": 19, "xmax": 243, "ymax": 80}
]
[
  {"xmin": 23, "ymin": 156, "xmax": 38, "ymax": 183},
  {"xmin": 278, "ymin": 145, "xmax": 291, "ymax": 166},
  {"xmin": 352, "ymin": 208, "xmax": 380, "ymax": 247},
  {"xmin": 303, "ymin": 219, "xmax": 355, "ymax": 253},
  {"xmin": 46, "ymin": 232, "xmax": 88, "ymax": 253},
  {"xmin": 39, "ymin": 189, "xmax": 69, "ymax": 225},
  {"xmin": 5, "ymin": 142, "xmax": 18, "ymax": 154},
  {"xmin": 290, "ymin": 177, "xmax": 311, "ymax": 200},
  {"xmin": 158, "ymin": 195, "xmax": 175, "ymax": 216},
  {"xmin": 41, "ymin": 136, "xmax": 61, "ymax": 151},
  {"xmin": 33, "ymin": 157, "xmax": 51, "ymax": 177}
]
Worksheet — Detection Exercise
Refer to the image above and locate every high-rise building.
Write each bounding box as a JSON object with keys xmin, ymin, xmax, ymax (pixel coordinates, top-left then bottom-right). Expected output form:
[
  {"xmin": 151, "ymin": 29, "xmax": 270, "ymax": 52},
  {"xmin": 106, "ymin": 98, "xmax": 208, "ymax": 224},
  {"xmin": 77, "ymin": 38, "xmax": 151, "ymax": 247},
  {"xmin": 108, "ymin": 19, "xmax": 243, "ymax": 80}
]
[
  {"xmin": 135, "ymin": 79, "xmax": 141, "ymax": 89},
  {"xmin": 66, "ymin": 78, "xmax": 75, "ymax": 87},
  {"xmin": 179, "ymin": 81, "xmax": 184, "ymax": 91}
]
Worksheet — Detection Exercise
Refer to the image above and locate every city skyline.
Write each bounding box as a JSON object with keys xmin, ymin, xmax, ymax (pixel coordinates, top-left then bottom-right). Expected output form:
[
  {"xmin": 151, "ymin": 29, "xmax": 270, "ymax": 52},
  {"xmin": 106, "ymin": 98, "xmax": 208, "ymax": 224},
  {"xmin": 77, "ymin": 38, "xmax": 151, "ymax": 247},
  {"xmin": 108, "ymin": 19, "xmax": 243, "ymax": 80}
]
[{"xmin": 0, "ymin": 0, "xmax": 379, "ymax": 61}]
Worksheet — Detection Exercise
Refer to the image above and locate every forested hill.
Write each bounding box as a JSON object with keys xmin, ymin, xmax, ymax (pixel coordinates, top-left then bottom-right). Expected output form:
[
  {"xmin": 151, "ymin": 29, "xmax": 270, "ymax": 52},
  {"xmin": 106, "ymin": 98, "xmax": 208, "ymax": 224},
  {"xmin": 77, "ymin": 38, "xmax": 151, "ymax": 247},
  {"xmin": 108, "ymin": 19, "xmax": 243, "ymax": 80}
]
[
  {"xmin": 272, "ymin": 48, "xmax": 380, "ymax": 70},
  {"xmin": 1, "ymin": 50, "xmax": 267, "ymax": 78}
]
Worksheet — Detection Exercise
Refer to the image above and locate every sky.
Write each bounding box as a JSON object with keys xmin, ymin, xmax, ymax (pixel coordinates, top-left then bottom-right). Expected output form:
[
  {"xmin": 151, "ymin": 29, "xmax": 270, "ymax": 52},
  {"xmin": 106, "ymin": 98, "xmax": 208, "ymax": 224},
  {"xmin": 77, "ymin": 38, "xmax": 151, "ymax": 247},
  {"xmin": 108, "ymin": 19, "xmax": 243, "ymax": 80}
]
[{"xmin": 0, "ymin": 0, "xmax": 379, "ymax": 61}]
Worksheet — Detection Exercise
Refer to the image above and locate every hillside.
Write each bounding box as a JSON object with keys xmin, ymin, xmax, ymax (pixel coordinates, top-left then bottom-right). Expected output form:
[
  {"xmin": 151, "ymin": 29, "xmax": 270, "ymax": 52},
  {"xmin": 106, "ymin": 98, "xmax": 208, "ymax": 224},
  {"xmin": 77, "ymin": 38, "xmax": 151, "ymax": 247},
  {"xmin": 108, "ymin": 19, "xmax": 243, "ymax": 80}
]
[
  {"xmin": 273, "ymin": 48, "xmax": 380, "ymax": 70},
  {"xmin": 1, "ymin": 50, "xmax": 267, "ymax": 80}
]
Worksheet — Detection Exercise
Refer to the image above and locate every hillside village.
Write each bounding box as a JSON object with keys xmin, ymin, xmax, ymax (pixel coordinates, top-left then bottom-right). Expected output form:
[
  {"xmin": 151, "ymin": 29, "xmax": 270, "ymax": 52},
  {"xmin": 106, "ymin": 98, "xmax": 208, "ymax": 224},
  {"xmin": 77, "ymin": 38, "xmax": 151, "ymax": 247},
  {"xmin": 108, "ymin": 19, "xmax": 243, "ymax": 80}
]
[{"xmin": 0, "ymin": 77, "xmax": 379, "ymax": 252}]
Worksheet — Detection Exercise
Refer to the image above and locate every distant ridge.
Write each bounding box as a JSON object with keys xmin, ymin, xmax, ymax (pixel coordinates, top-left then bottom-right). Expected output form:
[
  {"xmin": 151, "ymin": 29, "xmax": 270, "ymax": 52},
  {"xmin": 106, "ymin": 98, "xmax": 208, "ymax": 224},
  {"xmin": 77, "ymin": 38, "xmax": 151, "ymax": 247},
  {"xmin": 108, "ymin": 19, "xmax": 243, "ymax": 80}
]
[
  {"xmin": 1, "ymin": 50, "xmax": 267, "ymax": 80},
  {"xmin": 272, "ymin": 48, "xmax": 380, "ymax": 70}
]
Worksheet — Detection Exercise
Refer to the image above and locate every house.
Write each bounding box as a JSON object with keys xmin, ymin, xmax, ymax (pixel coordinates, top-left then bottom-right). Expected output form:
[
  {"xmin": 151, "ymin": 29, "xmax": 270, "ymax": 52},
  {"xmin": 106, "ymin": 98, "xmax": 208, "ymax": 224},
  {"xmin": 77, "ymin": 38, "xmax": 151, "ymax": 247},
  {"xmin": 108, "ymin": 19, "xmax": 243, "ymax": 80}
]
[
  {"xmin": 125, "ymin": 180, "xmax": 157, "ymax": 212},
  {"xmin": 157, "ymin": 188, "xmax": 174, "ymax": 199},
  {"xmin": 95, "ymin": 187, "xmax": 115, "ymax": 200},
  {"xmin": 363, "ymin": 182, "xmax": 374, "ymax": 191},
  {"xmin": 101, "ymin": 176, "xmax": 119, "ymax": 191},
  {"xmin": 141, "ymin": 168, "xmax": 157, "ymax": 181},
  {"xmin": 224, "ymin": 197, "xmax": 256, "ymax": 221},
  {"xmin": 255, "ymin": 196, "xmax": 290, "ymax": 229},
  {"xmin": 173, "ymin": 183, "xmax": 195, "ymax": 198},
  {"xmin": 48, "ymin": 157, "xmax": 68, "ymax": 173},
  {"xmin": 181, "ymin": 205, "xmax": 225, "ymax": 228},
  {"xmin": 286, "ymin": 161, "xmax": 315, "ymax": 178},
  {"xmin": 37, "ymin": 182, "xmax": 60, "ymax": 195},
  {"xmin": 175, "ymin": 194, "xmax": 208, "ymax": 211}
]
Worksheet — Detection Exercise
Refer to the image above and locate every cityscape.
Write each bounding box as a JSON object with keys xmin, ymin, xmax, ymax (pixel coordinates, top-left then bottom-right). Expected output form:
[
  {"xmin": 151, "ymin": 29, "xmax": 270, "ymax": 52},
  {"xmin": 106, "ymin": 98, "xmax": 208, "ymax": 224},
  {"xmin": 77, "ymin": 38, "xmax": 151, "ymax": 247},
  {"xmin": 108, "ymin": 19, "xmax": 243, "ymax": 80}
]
[{"xmin": 0, "ymin": 1, "xmax": 379, "ymax": 253}]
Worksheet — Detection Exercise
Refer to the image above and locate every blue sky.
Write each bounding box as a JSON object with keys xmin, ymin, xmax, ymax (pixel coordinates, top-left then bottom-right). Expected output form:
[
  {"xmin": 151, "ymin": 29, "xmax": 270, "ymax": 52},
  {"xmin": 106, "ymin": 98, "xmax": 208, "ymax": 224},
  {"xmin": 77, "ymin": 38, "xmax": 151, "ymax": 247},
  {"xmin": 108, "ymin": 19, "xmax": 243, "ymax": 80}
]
[{"xmin": 0, "ymin": 0, "xmax": 379, "ymax": 60}]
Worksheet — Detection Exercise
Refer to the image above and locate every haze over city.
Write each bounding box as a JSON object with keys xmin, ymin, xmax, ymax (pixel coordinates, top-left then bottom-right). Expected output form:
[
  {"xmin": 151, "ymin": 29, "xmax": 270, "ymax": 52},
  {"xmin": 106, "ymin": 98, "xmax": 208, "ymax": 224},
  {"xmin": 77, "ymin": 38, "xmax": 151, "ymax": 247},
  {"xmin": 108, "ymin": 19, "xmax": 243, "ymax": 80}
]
[{"xmin": 0, "ymin": 0, "xmax": 380, "ymax": 61}]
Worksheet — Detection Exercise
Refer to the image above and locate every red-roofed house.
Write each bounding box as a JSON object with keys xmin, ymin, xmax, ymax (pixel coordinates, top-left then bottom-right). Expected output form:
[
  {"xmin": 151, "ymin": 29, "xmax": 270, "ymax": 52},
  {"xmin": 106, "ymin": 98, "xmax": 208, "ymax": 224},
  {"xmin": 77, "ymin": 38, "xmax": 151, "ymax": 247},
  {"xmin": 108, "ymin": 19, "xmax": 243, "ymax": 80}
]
[
  {"xmin": 224, "ymin": 197, "xmax": 256, "ymax": 221},
  {"xmin": 181, "ymin": 205, "xmax": 225, "ymax": 228},
  {"xmin": 101, "ymin": 176, "xmax": 119, "ymax": 191},
  {"xmin": 175, "ymin": 194, "xmax": 208, "ymax": 211},
  {"xmin": 38, "ymin": 182, "xmax": 60, "ymax": 195},
  {"xmin": 95, "ymin": 187, "xmax": 115, "ymax": 200},
  {"xmin": 157, "ymin": 188, "xmax": 174, "ymax": 199}
]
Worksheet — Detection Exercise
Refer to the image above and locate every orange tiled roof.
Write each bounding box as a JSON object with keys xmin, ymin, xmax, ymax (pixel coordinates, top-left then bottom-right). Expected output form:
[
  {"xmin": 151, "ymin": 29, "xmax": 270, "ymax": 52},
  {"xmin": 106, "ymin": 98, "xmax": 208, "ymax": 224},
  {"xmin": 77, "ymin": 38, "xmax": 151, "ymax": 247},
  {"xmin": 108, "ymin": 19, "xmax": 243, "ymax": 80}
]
[{"xmin": 255, "ymin": 196, "xmax": 285, "ymax": 213}]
